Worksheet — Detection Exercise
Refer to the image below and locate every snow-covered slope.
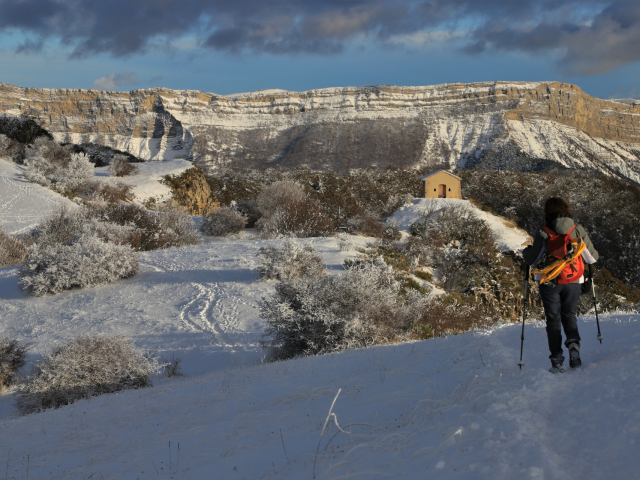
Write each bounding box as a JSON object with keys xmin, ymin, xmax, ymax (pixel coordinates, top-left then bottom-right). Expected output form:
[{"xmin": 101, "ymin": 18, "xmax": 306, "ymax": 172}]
[
  {"xmin": 388, "ymin": 198, "xmax": 531, "ymax": 252},
  {"xmin": 94, "ymin": 159, "xmax": 193, "ymax": 204},
  {"xmin": 0, "ymin": 158, "xmax": 77, "ymax": 234},
  {"xmin": 1, "ymin": 313, "xmax": 638, "ymax": 479}
]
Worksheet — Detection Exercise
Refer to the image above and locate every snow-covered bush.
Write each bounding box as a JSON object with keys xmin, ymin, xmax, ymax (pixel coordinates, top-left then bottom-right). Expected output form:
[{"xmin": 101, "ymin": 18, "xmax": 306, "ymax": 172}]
[
  {"xmin": 201, "ymin": 205, "xmax": 247, "ymax": 236},
  {"xmin": 0, "ymin": 336, "xmax": 32, "ymax": 391},
  {"xmin": 31, "ymin": 205, "xmax": 87, "ymax": 247},
  {"xmin": 154, "ymin": 203, "xmax": 201, "ymax": 246},
  {"xmin": 258, "ymin": 196, "xmax": 334, "ymax": 238},
  {"xmin": 20, "ymin": 234, "xmax": 139, "ymax": 296},
  {"xmin": 257, "ymin": 237, "xmax": 324, "ymax": 281},
  {"xmin": 260, "ymin": 259, "xmax": 402, "ymax": 359},
  {"xmin": 0, "ymin": 134, "xmax": 9, "ymax": 155},
  {"xmin": 347, "ymin": 215, "xmax": 384, "ymax": 237},
  {"xmin": 110, "ymin": 155, "xmax": 139, "ymax": 177},
  {"xmin": 382, "ymin": 222, "xmax": 402, "ymax": 241},
  {"xmin": 401, "ymin": 236, "xmax": 432, "ymax": 270},
  {"xmin": 256, "ymin": 180, "xmax": 306, "ymax": 219},
  {"xmin": 0, "ymin": 226, "xmax": 29, "ymax": 267},
  {"xmin": 23, "ymin": 138, "xmax": 94, "ymax": 192},
  {"xmin": 78, "ymin": 179, "xmax": 135, "ymax": 203},
  {"xmin": 55, "ymin": 152, "xmax": 94, "ymax": 191},
  {"xmin": 87, "ymin": 202, "xmax": 199, "ymax": 251},
  {"xmin": 16, "ymin": 335, "xmax": 160, "ymax": 414}
]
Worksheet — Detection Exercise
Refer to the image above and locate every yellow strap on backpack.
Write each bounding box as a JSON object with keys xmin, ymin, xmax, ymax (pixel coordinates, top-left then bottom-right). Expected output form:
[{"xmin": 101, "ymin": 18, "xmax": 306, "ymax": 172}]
[{"xmin": 532, "ymin": 238, "xmax": 586, "ymax": 284}]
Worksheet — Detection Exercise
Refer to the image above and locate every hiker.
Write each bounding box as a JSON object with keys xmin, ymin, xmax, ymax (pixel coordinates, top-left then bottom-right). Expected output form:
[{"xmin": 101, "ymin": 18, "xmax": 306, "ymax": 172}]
[{"xmin": 522, "ymin": 197, "xmax": 598, "ymax": 373}]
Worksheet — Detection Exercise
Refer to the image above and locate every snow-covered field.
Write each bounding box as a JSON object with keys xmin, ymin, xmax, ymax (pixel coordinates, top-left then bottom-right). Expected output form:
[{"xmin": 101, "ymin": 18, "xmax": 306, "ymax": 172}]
[
  {"xmin": 1, "ymin": 157, "xmax": 639, "ymax": 479},
  {"xmin": 0, "ymin": 160, "xmax": 77, "ymax": 235}
]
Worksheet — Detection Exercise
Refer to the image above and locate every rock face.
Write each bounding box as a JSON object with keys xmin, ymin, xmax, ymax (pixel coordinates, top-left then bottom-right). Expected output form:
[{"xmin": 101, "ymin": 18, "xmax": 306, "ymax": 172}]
[
  {"xmin": 162, "ymin": 165, "xmax": 218, "ymax": 216},
  {"xmin": 1, "ymin": 81, "xmax": 639, "ymax": 181}
]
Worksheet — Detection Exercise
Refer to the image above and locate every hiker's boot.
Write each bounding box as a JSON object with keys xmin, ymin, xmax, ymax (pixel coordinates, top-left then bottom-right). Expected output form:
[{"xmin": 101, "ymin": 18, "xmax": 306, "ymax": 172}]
[
  {"xmin": 569, "ymin": 343, "xmax": 581, "ymax": 368},
  {"xmin": 549, "ymin": 357, "xmax": 565, "ymax": 374}
]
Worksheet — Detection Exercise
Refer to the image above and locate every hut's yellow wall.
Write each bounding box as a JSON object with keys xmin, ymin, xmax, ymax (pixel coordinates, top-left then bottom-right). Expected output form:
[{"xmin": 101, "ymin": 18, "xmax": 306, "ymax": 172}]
[{"xmin": 422, "ymin": 172, "xmax": 462, "ymax": 199}]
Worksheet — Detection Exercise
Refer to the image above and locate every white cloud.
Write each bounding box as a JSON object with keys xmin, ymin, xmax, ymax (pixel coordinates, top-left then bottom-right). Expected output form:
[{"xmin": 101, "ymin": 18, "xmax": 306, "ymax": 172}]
[{"xmin": 91, "ymin": 71, "xmax": 139, "ymax": 90}]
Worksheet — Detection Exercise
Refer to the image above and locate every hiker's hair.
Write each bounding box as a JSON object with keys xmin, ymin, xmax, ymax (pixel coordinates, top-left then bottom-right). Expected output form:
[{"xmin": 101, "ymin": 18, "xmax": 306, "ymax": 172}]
[{"xmin": 544, "ymin": 197, "xmax": 571, "ymax": 220}]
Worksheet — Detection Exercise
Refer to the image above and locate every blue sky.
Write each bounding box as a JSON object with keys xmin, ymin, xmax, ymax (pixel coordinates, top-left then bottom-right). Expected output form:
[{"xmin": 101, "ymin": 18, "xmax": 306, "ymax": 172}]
[{"xmin": 0, "ymin": 0, "xmax": 639, "ymax": 99}]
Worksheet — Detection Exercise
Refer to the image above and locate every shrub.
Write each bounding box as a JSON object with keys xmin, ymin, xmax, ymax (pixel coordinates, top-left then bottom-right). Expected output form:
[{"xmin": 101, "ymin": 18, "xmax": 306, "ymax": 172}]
[
  {"xmin": 78, "ymin": 179, "xmax": 135, "ymax": 203},
  {"xmin": 110, "ymin": 155, "xmax": 139, "ymax": 177},
  {"xmin": 154, "ymin": 203, "xmax": 201, "ymax": 247},
  {"xmin": 55, "ymin": 152, "xmax": 94, "ymax": 191},
  {"xmin": 0, "ymin": 336, "xmax": 32, "ymax": 390},
  {"xmin": 382, "ymin": 222, "xmax": 402, "ymax": 241},
  {"xmin": 257, "ymin": 237, "xmax": 325, "ymax": 281},
  {"xmin": 401, "ymin": 236, "xmax": 432, "ymax": 270},
  {"xmin": 236, "ymin": 201, "xmax": 261, "ymax": 228},
  {"xmin": 16, "ymin": 335, "xmax": 160, "ymax": 414},
  {"xmin": 0, "ymin": 226, "xmax": 29, "ymax": 267},
  {"xmin": 258, "ymin": 196, "xmax": 334, "ymax": 238},
  {"xmin": 87, "ymin": 202, "xmax": 199, "ymax": 250},
  {"xmin": 259, "ymin": 259, "xmax": 402, "ymax": 359},
  {"xmin": 23, "ymin": 138, "xmax": 94, "ymax": 192},
  {"xmin": 20, "ymin": 234, "xmax": 139, "ymax": 296},
  {"xmin": 201, "ymin": 205, "xmax": 247, "ymax": 236},
  {"xmin": 406, "ymin": 294, "xmax": 500, "ymax": 338},
  {"xmin": 256, "ymin": 180, "xmax": 306, "ymax": 219},
  {"xmin": 346, "ymin": 215, "xmax": 384, "ymax": 237},
  {"xmin": 413, "ymin": 270, "xmax": 434, "ymax": 283},
  {"xmin": 0, "ymin": 117, "xmax": 52, "ymax": 144},
  {"xmin": 31, "ymin": 205, "xmax": 84, "ymax": 247}
]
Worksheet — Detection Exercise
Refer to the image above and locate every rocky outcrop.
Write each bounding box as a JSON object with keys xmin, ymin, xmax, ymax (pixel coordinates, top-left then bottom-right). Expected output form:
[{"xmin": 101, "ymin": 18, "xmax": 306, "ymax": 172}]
[
  {"xmin": 1, "ymin": 81, "xmax": 639, "ymax": 181},
  {"xmin": 162, "ymin": 166, "xmax": 219, "ymax": 216}
]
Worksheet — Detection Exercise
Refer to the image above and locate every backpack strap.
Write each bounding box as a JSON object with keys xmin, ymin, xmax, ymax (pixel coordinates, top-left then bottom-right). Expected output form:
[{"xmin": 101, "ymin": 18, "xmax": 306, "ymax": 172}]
[{"xmin": 543, "ymin": 225, "xmax": 575, "ymax": 237}]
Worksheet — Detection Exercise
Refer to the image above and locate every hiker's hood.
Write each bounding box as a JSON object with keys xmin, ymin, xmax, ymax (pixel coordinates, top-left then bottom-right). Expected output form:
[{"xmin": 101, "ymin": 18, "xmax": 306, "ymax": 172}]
[{"xmin": 546, "ymin": 212, "xmax": 575, "ymax": 234}]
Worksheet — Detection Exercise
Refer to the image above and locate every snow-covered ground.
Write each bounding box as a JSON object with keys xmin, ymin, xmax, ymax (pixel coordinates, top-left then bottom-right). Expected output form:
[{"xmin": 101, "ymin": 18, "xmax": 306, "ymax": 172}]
[
  {"xmin": 1, "ymin": 313, "xmax": 638, "ymax": 479},
  {"xmin": 0, "ymin": 159, "xmax": 77, "ymax": 235},
  {"xmin": 388, "ymin": 198, "xmax": 531, "ymax": 252},
  {"xmin": 94, "ymin": 159, "xmax": 193, "ymax": 204}
]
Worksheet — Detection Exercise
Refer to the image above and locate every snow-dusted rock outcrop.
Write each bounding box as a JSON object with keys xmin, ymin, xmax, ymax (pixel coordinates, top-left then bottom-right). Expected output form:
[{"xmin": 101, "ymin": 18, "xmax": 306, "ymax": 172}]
[{"xmin": 1, "ymin": 81, "xmax": 639, "ymax": 181}]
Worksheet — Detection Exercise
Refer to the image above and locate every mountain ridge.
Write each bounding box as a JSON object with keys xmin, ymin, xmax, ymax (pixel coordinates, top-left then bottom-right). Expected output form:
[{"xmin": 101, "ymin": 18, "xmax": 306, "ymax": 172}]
[{"xmin": 1, "ymin": 80, "xmax": 639, "ymax": 181}]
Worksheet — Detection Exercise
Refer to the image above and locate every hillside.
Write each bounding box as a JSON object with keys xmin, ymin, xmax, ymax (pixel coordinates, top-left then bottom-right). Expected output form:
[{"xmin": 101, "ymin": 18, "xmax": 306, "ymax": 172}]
[
  {"xmin": 1, "ymin": 155, "xmax": 639, "ymax": 478},
  {"xmin": 1, "ymin": 81, "xmax": 640, "ymax": 181}
]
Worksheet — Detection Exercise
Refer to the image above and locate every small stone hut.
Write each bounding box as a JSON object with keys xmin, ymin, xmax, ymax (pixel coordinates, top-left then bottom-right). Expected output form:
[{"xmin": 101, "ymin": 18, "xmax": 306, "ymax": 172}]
[{"xmin": 420, "ymin": 170, "xmax": 462, "ymax": 199}]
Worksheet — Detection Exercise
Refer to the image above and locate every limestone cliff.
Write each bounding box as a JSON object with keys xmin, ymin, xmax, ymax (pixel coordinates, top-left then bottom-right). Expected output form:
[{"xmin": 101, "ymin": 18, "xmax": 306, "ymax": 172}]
[{"xmin": 1, "ymin": 81, "xmax": 639, "ymax": 181}]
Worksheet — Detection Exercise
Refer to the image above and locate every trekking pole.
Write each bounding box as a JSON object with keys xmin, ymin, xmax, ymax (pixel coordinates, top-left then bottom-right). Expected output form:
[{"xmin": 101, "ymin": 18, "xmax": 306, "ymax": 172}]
[
  {"xmin": 591, "ymin": 273, "xmax": 603, "ymax": 344},
  {"xmin": 518, "ymin": 265, "xmax": 530, "ymax": 369}
]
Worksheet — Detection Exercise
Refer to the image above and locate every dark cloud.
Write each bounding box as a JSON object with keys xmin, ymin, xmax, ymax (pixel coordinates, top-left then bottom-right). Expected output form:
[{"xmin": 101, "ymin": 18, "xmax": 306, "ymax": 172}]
[{"xmin": 0, "ymin": 0, "xmax": 639, "ymax": 74}]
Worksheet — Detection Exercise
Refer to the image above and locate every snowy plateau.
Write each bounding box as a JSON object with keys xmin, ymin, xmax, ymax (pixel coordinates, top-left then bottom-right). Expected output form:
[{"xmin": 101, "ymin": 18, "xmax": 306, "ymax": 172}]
[{"xmin": 1, "ymin": 154, "xmax": 639, "ymax": 480}]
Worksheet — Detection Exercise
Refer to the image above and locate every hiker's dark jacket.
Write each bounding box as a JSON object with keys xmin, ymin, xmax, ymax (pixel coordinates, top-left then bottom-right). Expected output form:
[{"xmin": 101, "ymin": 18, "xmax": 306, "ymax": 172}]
[{"xmin": 522, "ymin": 212, "xmax": 599, "ymax": 284}]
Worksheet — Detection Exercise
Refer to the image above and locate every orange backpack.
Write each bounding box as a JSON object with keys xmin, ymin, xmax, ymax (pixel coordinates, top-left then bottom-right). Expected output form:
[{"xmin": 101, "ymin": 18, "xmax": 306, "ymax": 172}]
[{"xmin": 534, "ymin": 225, "xmax": 585, "ymax": 284}]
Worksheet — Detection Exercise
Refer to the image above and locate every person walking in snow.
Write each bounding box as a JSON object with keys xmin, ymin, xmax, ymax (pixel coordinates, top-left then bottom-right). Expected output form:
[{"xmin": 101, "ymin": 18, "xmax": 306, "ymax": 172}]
[{"xmin": 522, "ymin": 197, "xmax": 599, "ymax": 373}]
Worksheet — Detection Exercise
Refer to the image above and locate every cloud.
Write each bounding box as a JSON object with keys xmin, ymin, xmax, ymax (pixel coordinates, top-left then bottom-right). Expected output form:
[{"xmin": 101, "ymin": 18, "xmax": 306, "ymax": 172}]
[
  {"xmin": 91, "ymin": 71, "xmax": 138, "ymax": 90},
  {"xmin": 1, "ymin": 0, "xmax": 640, "ymax": 74},
  {"xmin": 149, "ymin": 75, "xmax": 164, "ymax": 85},
  {"xmin": 608, "ymin": 85, "xmax": 640, "ymax": 99}
]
